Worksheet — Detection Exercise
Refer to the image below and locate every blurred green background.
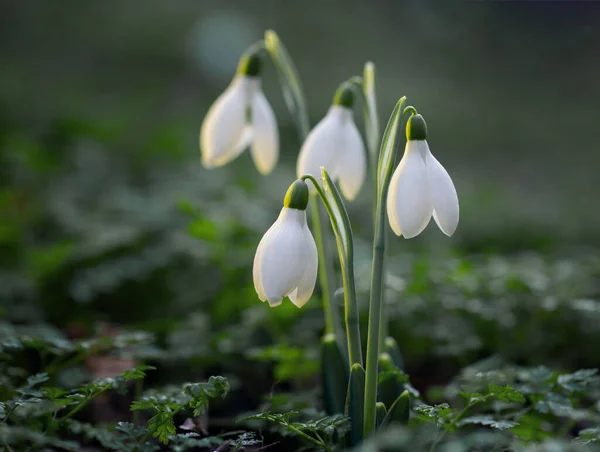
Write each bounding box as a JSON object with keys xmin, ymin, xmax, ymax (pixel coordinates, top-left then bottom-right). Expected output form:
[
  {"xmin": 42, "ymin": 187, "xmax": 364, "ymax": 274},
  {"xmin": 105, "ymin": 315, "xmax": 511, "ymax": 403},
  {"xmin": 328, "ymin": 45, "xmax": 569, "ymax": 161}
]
[{"xmin": 2, "ymin": 0, "xmax": 600, "ymax": 411}]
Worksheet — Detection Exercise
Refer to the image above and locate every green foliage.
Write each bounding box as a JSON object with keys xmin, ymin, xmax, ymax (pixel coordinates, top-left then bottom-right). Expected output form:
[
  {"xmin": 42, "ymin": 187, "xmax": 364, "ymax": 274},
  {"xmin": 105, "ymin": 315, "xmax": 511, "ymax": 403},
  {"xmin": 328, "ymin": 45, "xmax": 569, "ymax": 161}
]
[
  {"xmin": 131, "ymin": 376, "xmax": 229, "ymax": 444},
  {"xmin": 242, "ymin": 410, "xmax": 350, "ymax": 450}
]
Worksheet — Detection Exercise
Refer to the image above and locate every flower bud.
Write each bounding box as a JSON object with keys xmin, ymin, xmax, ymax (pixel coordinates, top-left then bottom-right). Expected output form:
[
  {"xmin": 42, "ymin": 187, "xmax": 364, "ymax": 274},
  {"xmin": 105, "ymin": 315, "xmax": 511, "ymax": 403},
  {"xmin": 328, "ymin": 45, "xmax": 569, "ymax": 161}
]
[
  {"xmin": 406, "ymin": 113, "xmax": 427, "ymax": 141},
  {"xmin": 283, "ymin": 179, "xmax": 309, "ymax": 210},
  {"xmin": 236, "ymin": 52, "xmax": 262, "ymax": 77},
  {"xmin": 332, "ymin": 82, "xmax": 355, "ymax": 109}
]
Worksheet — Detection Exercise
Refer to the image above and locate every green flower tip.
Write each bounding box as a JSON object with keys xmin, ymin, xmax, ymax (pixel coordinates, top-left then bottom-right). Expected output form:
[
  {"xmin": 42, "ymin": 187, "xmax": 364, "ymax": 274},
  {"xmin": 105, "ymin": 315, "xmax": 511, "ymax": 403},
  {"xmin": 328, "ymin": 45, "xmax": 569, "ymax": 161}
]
[
  {"xmin": 384, "ymin": 337, "xmax": 396, "ymax": 348},
  {"xmin": 379, "ymin": 352, "xmax": 392, "ymax": 365},
  {"xmin": 322, "ymin": 333, "xmax": 337, "ymax": 344},
  {"xmin": 237, "ymin": 52, "xmax": 262, "ymax": 77},
  {"xmin": 332, "ymin": 83, "xmax": 355, "ymax": 108},
  {"xmin": 350, "ymin": 362, "xmax": 365, "ymax": 373},
  {"xmin": 283, "ymin": 180, "xmax": 309, "ymax": 210},
  {"xmin": 406, "ymin": 114, "xmax": 427, "ymax": 141}
]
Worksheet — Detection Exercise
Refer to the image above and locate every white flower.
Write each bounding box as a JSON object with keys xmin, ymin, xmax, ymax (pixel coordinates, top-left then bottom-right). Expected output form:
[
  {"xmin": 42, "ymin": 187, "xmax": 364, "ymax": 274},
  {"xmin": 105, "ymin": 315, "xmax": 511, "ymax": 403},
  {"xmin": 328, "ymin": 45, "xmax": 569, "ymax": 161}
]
[
  {"xmin": 386, "ymin": 115, "xmax": 459, "ymax": 239},
  {"xmin": 200, "ymin": 75, "xmax": 279, "ymax": 175},
  {"xmin": 253, "ymin": 207, "xmax": 318, "ymax": 308},
  {"xmin": 297, "ymin": 104, "xmax": 366, "ymax": 201}
]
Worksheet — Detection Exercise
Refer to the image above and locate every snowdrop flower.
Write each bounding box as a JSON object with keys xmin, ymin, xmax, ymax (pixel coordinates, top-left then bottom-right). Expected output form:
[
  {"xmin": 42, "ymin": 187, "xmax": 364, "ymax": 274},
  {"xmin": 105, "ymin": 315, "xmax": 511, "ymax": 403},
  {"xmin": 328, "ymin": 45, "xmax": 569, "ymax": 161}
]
[
  {"xmin": 200, "ymin": 51, "xmax": 279, "ymax": 175},
  {"xmin": 253, "ymin": 180, "xmax": 318, "ymax": 307},
  {"xmin": 386, "ymin": 114, "xmax": 459, "ymax": 238},
  {"xmin": 297, "ymin": 83, "xmax": 366, "ymax": 201}
]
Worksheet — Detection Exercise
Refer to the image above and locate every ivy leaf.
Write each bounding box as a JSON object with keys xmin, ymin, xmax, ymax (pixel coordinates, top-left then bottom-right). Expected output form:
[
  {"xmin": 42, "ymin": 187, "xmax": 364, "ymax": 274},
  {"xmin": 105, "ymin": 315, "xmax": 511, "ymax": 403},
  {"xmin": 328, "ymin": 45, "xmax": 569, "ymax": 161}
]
[{"xmin": 457, "ymin": 415, "xmax": 518, "ymax": 430}]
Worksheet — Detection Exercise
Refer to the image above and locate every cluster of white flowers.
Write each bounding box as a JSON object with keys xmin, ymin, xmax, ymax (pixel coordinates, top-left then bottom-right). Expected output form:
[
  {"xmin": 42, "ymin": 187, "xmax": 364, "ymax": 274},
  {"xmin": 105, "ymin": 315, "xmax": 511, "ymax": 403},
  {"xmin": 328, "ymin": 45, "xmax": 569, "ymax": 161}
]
[{"xmin": 200, "ymin": 51, "xmax": 459, "ymax": 309}]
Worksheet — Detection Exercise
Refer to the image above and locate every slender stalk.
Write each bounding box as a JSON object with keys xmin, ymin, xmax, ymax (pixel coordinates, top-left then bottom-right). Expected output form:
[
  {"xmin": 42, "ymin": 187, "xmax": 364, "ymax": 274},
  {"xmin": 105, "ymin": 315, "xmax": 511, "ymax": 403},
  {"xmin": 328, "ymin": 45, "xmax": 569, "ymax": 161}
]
[
  {"xmin": 337, "ymin": 233, "xmax": 363, "ymax": 368},
  {"xmin": 58, "ymin": 385, "xmax": 111, "ymax": 421},
  {"xmin": 363, "ymin": 198, "xmax": 387, "ymax": 437},
  {"xmin": 285, "ymin": 423, "xmax": 333, "ymax": 452},
  {"xmin": 302, "ymin": 174, "xmax": 363, "ymax": 368},
  {"xmin": 310, "ymin": 197, "xmax": 336, "ymax": 336},
  {"xmin": 362, "ymin": 99, "xmax": 408, "ymax": 438}
]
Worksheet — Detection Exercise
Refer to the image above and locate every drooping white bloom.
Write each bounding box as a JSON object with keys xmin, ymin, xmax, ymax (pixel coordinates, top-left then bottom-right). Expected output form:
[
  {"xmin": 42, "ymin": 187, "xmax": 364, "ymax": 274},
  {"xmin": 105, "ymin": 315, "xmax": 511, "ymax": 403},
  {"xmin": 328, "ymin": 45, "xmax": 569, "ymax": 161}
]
[
  {"xmin": 386, "ymin": 114, "xmax": 459, "ymax": 238},
  {"xmin": 253, "ymin": 181, "xmax": 318, "ymax": 308},
  {"xmin": 296, "ymin": 87, "xmax": 366, "ymax": 201},
  {"xmin": 200, "ymin": 72, "xmax": 278, "ymax": 175}
]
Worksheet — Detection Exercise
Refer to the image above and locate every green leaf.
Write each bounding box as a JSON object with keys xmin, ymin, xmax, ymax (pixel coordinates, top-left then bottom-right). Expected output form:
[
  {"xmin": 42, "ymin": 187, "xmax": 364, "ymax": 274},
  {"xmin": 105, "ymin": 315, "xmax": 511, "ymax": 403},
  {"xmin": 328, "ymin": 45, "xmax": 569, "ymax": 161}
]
[
  {"xmin": 229, "ymin": 432, "xmax": 262, "ymax": 448},
  {"xmin": 121, "ymin": 365, "xmax": 156, "ymax": 381},
  {"xmin": 346, "ymin": 363, "xmax": 365, "ymax": 447},
  {"xmin": 534, "ymin": 392, "xmax": 574, "ymax": 417},
  {"xmin": 457, "ymin": 415, "xmax": 518, "ymax": 430},
  {"xmin": 362, "ymin": 61, "xmax": 380, "ymax": 158},
  {"xmin": 381, "ymin": 390, "xmax": 410, "ymax": 427},
  {"xmin": 320, "ymin": 168, "xmax": 353, "ymax": 257},
  {"xmin": 148, "ymin": 410, "xmax": 176, "ymax": 445},
  {"xmin": 25, "ymin": 372, "xmax": 50, "ymax": 388},
  {"xmin": 414, "ymin": 403, "xmax": 453, "ymax": 426},
  {"xmin": 489, "ymin": 384, "xmax": 526, "ymax": 403},
  {"xmin": 576, "ymin": 427, "xmax": 600, "ymax": 445},
  {"xmin": 264, "ymin": 30, "xmax": 309, "ymax": 140},
  {"xmin": 321, "ymin": 334, "xmax": 349, "ymax": 416},
  {"xmin": 242, "ymin": 410, "xmax": 299, "ymax": 424},
  {"xmin": 557, "ymin": 369, "xmax": 600, "ymax": 393},
  {"xmin": 376, "ymin": 97, "xmax": 406, "ymax": 195}
]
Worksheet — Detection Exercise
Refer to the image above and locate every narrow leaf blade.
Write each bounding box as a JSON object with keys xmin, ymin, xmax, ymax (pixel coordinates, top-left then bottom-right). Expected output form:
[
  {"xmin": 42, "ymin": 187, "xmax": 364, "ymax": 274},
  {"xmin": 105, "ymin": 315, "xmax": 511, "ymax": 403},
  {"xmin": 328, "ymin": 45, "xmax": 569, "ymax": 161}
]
[{"xmin": 264, "ymin": 30, "xmax": 310, "ymax": 140}]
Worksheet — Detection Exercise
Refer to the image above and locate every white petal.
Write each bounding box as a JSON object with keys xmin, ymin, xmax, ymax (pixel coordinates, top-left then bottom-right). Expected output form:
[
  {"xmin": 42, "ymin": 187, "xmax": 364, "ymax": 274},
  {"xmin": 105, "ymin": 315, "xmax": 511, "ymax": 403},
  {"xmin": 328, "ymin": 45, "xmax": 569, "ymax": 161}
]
[
  {"xmin": 424, "ymin": 143, "xmax": 459, "ymax": 236},
  {"xmin": 250, "ymin": 91, "xmax": 279, "ymax": 175},
  {"xmin": 386, "ymin": 140, "xmax": 433, "ymax": 238},
  {"xmin": 336, "ymin": 119, "xmax": 366, "ymax": 201},
  {"xmin": 288, "ymin": 218, "xmax": 318, "ymax": 308},
  {"xmin": 252, "ymin": 236, "xmax": 267, "ymax": 302},
  {"xmin": 297, "ymin": 106, "xmax": 347, "ymax": 190},
  {"xmin": 200, "ymin": 76, "xmax": 256, "ymax": 168},
  {"xmin": 255, "ymin": 208, "xmax": 307, "ymax": 306}
]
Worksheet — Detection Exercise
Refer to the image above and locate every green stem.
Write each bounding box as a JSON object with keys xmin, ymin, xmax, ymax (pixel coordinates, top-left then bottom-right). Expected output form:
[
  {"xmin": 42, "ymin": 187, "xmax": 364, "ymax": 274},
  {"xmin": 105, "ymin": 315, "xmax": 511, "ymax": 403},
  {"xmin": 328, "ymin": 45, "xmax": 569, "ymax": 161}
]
[
  {"xmin": 285, "ymin": 423, "xmax": 332, "ymax": 452},
  {"xmin": 337, "ymin": 237, "xmax": 362, "ymax": 368},
  {"xmin": 58, "ymin": 385, "xmax": 110, "ymax": 421},
  {"xmin": 311, "ymin": 197, "xmax": 336, "ymax": 336},
  {"xmin": 363, "ymin": 197, "xmax": 387, "ymax": 438},
  {"xmin": 302, "ymin": 175, "xmax": 363, "ymax": 368},
  {"xmin": 429, "ymin": 395, "xmax": 489, "ymax": 452},
  {"xmin": 363, "ymin": 99, "xmax": 409, "ymax": 439}
]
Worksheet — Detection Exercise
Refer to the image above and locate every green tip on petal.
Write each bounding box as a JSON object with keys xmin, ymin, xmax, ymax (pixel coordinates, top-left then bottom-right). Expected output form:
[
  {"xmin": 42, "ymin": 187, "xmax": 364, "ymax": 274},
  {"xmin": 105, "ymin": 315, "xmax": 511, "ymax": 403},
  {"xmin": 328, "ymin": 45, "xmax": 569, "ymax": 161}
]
[
  {"xmin": 322, "ymin": 333, "xmax": 337, "ymax": 344},
  {"xmin": 378, "ymin": 352, "xmax": 392, "ymax": 365},
  {"xmin": 283, "ymin": 180, "xmax": 309, "ymax": 210},
  {"xmin": 406, "ymin": 114, "xmax": 427, "ymax": 141},
  {"xmin": 237, "ymin": 52, "xmax": 262, "ymax": 77},
  {"xmin": 332, "ymin": 82, "xmax": 355, "ymax": 108}
]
